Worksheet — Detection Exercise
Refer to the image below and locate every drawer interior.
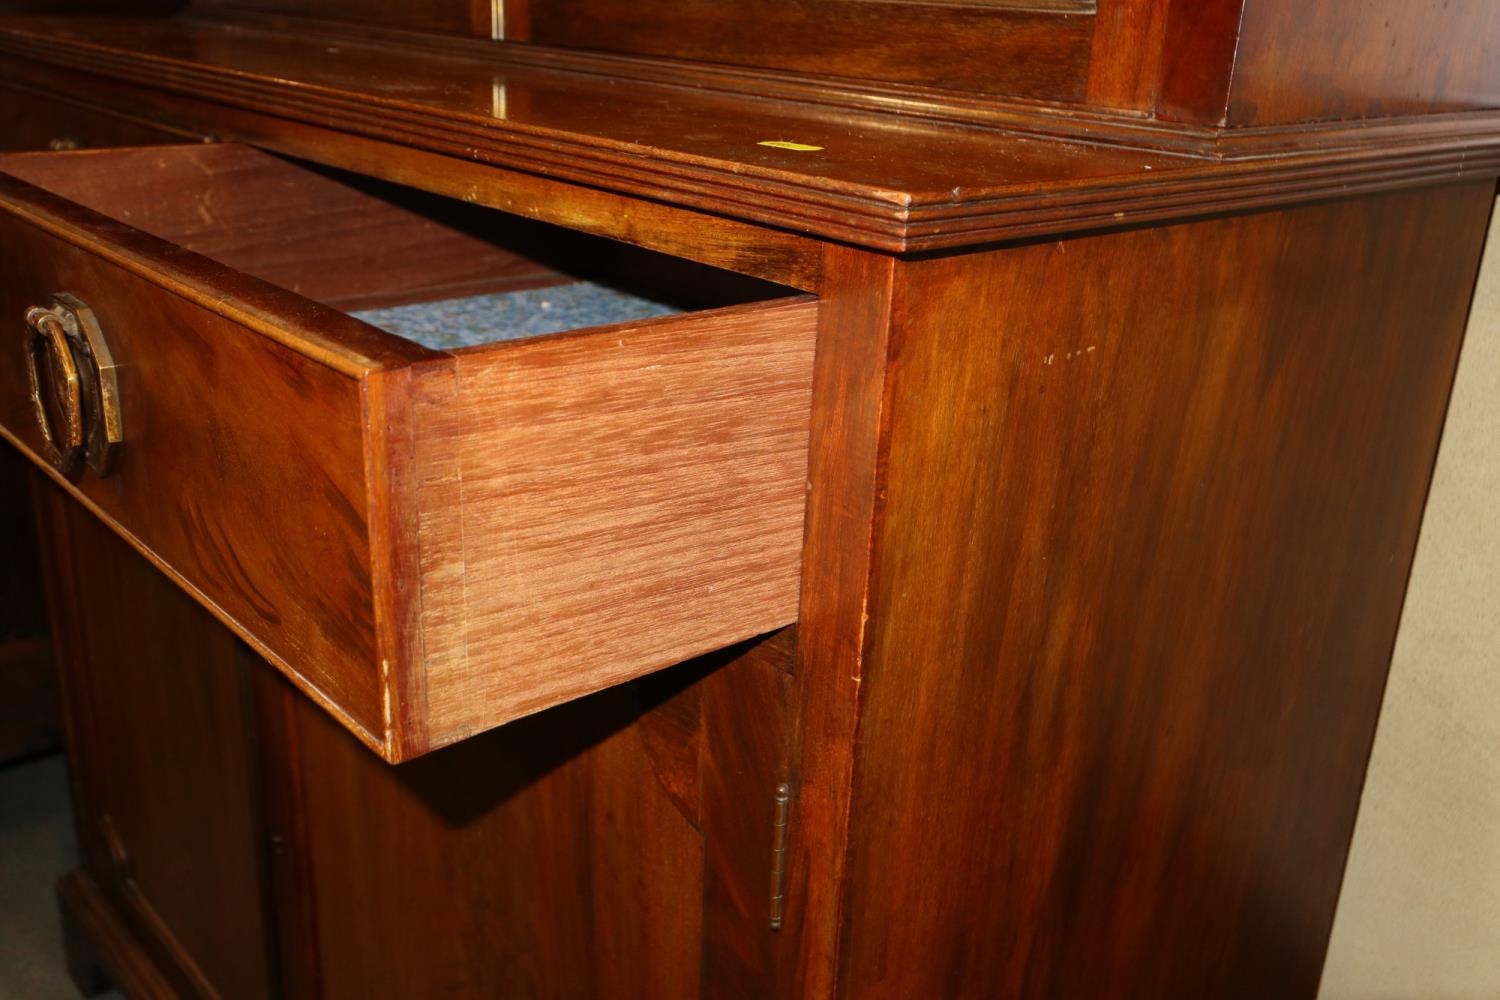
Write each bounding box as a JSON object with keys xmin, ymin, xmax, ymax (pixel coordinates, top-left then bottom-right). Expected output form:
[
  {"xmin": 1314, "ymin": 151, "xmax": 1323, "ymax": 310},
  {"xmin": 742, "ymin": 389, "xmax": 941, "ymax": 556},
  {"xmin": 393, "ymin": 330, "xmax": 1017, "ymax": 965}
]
[{"xmin": 0, "ymin": 143, "xmax": 794, "ymax": 345}]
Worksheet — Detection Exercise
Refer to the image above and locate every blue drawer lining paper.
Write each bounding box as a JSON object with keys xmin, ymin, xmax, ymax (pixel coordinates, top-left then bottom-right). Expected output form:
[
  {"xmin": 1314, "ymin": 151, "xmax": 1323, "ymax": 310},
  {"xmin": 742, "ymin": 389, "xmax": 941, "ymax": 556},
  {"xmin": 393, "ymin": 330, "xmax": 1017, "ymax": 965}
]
[{"xmin": 351, "ymin": 281, "xmax": 682, "ymax": 351}]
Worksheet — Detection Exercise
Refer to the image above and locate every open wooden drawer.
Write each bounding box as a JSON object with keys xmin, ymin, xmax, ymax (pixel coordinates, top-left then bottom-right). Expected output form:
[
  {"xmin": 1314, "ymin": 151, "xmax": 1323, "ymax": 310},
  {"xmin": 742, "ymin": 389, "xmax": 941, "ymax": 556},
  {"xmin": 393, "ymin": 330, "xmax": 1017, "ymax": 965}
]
[{"xmin": 0, "ymin": 143, "xmax": 817, "ymax": 761}]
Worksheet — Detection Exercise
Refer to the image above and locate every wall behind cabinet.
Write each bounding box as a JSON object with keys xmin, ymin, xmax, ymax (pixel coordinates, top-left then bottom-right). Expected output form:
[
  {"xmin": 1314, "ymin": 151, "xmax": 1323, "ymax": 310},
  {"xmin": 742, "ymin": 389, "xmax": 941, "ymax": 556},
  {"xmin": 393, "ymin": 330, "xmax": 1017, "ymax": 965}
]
[{"xmin": 1320, "ymin": 196, "xmax": 1500, "ymax": 999}]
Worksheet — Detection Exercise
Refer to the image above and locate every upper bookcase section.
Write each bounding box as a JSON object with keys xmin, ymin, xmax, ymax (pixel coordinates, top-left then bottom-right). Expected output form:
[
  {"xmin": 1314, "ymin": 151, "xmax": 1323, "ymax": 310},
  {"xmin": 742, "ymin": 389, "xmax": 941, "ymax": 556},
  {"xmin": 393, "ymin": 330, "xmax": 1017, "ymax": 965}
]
[{"xmin": 185, "ymin": 0, "xmax": 1499, "ymax": 126}]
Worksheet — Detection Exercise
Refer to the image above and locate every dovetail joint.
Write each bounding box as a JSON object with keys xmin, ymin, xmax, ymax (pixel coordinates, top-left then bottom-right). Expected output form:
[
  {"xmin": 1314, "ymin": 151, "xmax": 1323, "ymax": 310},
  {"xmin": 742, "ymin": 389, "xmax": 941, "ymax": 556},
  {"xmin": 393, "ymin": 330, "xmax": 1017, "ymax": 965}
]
[{"xmin": 770, "ymin": 783, "xmax": 791, "ymax": 931}]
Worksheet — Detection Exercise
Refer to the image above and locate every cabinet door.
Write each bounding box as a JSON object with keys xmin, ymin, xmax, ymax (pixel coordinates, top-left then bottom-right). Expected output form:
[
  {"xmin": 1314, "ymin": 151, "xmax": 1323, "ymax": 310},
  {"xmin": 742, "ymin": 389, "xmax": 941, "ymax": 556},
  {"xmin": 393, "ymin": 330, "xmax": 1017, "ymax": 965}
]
[
  {"xmin": 257, "ymin": 630, "xmax": 796, "ymax": 999},
  {"xmin": 34, "ymin": 480, "xmax": 279, "ymax": 999}
]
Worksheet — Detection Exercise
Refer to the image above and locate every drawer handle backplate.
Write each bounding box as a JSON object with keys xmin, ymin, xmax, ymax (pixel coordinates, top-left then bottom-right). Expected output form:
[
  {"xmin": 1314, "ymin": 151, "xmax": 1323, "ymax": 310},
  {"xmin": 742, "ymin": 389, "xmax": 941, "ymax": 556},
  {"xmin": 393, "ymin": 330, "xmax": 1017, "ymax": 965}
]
[{"xmin": 23, "ymin": 295, "xmax": 123, "ymax": 477}]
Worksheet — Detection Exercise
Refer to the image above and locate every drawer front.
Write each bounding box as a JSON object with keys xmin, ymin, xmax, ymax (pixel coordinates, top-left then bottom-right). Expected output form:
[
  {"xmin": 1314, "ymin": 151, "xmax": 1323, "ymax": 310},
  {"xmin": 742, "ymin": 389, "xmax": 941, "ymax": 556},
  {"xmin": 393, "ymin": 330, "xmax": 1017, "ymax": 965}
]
[{"xmin": 0, "ymin": 197, "xmax": 387, "ymax": 739}]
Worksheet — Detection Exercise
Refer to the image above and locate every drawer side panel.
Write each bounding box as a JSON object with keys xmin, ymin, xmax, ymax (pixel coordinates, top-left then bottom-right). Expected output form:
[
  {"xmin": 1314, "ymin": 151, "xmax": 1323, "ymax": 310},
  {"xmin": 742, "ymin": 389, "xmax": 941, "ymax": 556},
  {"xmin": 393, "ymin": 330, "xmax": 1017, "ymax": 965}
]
[{"xmin": 408, "ymin": 298, "xmax": 817, "ymax": 751}]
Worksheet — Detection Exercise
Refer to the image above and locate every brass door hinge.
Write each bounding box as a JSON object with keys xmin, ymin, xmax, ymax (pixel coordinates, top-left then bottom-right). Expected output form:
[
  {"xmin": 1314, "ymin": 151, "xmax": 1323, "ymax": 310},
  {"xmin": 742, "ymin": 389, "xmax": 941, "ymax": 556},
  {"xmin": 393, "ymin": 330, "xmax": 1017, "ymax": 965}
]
[{"xmin": 770, "ymin": 783, "xmax": 791, "ymax": 930}]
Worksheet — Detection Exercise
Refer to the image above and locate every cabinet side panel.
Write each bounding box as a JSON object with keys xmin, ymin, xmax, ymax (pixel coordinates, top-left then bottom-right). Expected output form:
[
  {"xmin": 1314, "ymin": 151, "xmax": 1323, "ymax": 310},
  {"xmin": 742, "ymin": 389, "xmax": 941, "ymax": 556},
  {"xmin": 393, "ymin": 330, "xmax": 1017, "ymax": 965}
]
[
  {"xmin": 839, "ymin": 185, "xmax": 1494, "ymax": 998},
  {"xmin": 1228, "ymin": 0, "xmax": 1500, "ymax": 124}
]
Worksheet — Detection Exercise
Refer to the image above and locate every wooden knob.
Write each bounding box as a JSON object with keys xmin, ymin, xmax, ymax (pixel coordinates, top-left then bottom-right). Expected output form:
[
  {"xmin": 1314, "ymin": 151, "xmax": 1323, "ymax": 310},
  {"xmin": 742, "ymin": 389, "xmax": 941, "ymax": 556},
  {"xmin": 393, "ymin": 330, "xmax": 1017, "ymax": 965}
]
[{"xmin": 24, "ymin": 305, "xmax": 85, "ymax": 475}]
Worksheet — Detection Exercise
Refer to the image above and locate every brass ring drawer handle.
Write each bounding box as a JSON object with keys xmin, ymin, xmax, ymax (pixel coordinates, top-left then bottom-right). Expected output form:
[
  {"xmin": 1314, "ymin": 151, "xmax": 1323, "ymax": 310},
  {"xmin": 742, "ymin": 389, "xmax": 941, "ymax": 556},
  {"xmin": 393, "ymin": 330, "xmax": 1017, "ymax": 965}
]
[
  {"xmin": 23, "ymin": 295, "xmax": 123, "ymax": 477},
  {"xmin": 24, "ymin": 304, "xmax": 84, "ymax": 474}
]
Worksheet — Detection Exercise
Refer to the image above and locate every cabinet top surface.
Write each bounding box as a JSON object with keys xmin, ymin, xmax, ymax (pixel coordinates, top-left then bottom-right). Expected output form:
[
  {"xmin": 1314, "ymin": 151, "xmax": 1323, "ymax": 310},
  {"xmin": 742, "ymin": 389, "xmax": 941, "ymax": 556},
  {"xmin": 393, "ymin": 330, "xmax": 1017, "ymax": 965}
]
[{"xmin": 3, "ymin": 13, "xmax": 1499, "ymax": 250}]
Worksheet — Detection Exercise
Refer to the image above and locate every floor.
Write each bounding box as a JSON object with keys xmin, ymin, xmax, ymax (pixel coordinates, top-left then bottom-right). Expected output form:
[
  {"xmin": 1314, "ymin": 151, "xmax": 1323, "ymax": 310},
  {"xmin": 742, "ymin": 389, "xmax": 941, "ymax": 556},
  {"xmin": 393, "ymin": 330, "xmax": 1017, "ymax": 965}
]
[{"xmin": 0, "ymin": 753, "xmax": 121, "ymax": 1000}]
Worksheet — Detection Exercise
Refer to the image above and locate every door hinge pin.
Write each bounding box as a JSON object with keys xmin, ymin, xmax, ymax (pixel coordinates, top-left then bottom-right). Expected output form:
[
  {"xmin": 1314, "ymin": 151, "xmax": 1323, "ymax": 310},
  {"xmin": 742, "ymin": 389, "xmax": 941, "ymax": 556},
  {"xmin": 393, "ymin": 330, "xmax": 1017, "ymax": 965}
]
[{"xmin": 770, "ymin": 783, "xmax": 791, "ymax": 931}]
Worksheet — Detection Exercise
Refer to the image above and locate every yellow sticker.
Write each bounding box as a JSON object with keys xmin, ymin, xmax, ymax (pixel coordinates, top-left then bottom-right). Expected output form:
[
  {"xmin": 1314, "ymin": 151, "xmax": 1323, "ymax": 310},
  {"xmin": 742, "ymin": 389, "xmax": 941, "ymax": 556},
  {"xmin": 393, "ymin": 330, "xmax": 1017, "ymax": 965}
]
[{"xmin": 758, "ymin": 140, "xmax": 825, "ymax": 152}]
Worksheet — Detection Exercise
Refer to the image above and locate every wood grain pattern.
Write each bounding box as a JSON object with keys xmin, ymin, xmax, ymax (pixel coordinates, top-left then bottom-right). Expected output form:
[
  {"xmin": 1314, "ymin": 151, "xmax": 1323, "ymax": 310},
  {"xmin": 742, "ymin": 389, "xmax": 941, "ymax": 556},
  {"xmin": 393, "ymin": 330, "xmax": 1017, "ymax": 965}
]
[
  {"xmin": 516, "ymin": 0, "xmax": 1090, "ymax": 97},
  {"xmin": 1088, "ymin": 0, "xmax": 1500, "ymax": 125},
  {"xmin": 0, "ymin": 164, "xmax": 390, "ymax": 739},
  {"xmin": 0, "ymin": 145, "xmax": 817, "ymax": 759},
  {"xmin": 1084, "ymin": 0, "xmax": 1172, "ymax": 111},
  {"xmin": 35, "ymin": 481, "xmax": 277, "ymax": 999},
  {"xmin": 58, "ymin": 871, "xmax": 181, "ymax": 1000},
  {"xmin": 1229, "ymin": 0, "xmax": 1500, "ymax": 125},
  {"xmin": 248, "ymin": 651, "xmax": 323, "ymax": 1000},
  {"xmin": 0, "ymin": 80, "xmax": 192, "ymax": 765},
  {"xmin": 700, "ymin": 629, "xmax": 796, "ymax": 997},
  {"xmin": 1153, "ymin": 0, "xmax": 1245, "ymax": 124},
  {"xmin": 834, "ymin": 183, "xmax": 1495, "ymax": 998},
  {"xmin": 5, "ymin": 17, "xmax": 1498, "ymax": 252},
  {"xmin": 257, "ymin": 636, "xmax": 796, "ymax": 999},
  {"xmin": 192, "ymin": 0, "xmax": 492, "ymax": 36},
  {"xmin": 0, "ymin": 81, "xmax": 191, "ymax": 152},
  {"xmin": 0, "ymin": 54, "xmax": 827, "ymax": 285},
  {"xmin": 777, "ymin": 246, "xmax": 896, "ymax": 999},
  {"xmin": 0, "ymin": 21, "xmax": 1145, "ymax": 251},
  {"xmin": 393, "ymin": 297, "xmax": 818, "ymax": 754},
  {"xmin": 0, "ymin": 144, "xmax": 567, "ymax": 310},
  {"xmin": 35, "ymin": 412, "xmax": 801, "ymax": 1000},
  {"xmin": 6, "ymin": 5, "xmax": 1499, "ymax": 997}
]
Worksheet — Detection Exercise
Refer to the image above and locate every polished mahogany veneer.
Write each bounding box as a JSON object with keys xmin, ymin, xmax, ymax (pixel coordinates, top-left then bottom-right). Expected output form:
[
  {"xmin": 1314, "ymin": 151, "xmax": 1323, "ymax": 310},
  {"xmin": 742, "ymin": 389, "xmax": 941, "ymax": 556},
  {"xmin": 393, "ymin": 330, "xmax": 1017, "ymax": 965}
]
[{"xmin": 2, "ymin": 0, "xmax": 1497, "ymax": 998}]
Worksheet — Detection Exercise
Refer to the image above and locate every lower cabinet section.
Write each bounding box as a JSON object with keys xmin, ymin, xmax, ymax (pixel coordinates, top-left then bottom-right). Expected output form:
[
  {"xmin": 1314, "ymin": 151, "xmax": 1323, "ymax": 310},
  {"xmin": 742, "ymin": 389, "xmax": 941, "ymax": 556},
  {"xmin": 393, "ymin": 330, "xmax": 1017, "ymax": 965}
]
[{"xmin": 34, "ymin": 477, "xmax": 795, "ymax": 999}]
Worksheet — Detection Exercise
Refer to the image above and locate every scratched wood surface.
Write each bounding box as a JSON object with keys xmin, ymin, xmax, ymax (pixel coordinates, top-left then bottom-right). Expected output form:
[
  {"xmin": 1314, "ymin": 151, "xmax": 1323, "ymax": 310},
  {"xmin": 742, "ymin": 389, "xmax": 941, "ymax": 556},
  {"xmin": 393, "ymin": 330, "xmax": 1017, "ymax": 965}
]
[{"xmin": 0, "ymin": 144, "xmax": 568, "ymax": 310}]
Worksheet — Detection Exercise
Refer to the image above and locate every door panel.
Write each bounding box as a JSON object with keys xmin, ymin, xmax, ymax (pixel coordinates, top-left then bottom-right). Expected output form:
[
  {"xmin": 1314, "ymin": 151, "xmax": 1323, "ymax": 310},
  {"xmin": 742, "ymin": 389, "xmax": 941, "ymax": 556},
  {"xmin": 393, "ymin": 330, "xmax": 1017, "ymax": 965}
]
[{"xmin": 35, "ymin": 481, "xmax": 278, "ymax": 999}]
